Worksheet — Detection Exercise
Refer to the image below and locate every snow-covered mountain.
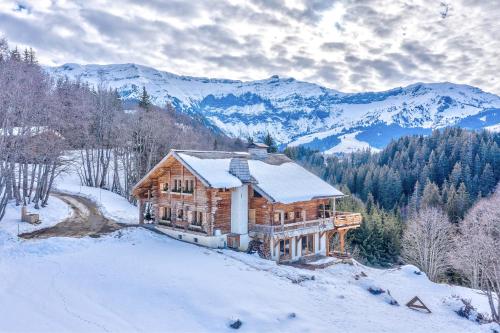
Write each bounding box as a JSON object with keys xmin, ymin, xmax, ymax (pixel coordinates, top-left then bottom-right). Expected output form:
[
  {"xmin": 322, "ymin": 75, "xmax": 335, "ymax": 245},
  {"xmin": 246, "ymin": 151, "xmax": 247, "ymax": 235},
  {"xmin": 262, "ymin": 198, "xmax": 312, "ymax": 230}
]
[{"xmin": 48, "ymin": 63, "xmax": 500, "ymax": 153}]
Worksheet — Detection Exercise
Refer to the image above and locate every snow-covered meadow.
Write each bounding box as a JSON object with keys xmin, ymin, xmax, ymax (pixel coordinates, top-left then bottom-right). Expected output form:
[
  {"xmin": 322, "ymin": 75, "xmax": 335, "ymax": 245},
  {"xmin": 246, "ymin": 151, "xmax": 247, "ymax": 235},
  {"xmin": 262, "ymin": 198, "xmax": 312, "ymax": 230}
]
[{"xmin": 0, "ymin": 162, "xmax": 498, "ymax": 332}]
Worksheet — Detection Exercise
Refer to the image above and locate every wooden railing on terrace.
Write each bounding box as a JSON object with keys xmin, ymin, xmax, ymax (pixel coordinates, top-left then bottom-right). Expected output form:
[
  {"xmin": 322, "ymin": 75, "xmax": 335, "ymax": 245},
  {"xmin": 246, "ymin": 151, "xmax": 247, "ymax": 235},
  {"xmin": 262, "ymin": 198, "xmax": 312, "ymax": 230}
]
[
  {"xmin": 249, "ymin": 212, "xmax": 362, "ymax": 235},
  {"xmin": 334, "ymin": 211, "xmax": 363, "ymax": 227},
  {"xmin": 249, "ymin": 218, "xmax": 334, "ymax": 235}
]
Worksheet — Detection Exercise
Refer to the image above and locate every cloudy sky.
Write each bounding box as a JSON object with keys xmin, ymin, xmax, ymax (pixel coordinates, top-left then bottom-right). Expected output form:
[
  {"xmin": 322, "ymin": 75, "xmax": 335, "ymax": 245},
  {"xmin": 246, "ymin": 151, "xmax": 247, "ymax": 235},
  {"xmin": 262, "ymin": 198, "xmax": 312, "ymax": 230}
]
[{"xmin": 1, "ymin": 0, "xmax": 499, "ymax": 94}]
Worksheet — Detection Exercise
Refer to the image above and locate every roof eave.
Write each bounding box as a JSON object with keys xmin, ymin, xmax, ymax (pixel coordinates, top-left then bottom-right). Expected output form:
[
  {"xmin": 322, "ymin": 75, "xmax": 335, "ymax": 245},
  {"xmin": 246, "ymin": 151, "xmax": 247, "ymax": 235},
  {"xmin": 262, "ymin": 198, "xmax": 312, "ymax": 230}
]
[{"xmin": 132, "ymin": 150, "xmax": 214, "ymax": 196}]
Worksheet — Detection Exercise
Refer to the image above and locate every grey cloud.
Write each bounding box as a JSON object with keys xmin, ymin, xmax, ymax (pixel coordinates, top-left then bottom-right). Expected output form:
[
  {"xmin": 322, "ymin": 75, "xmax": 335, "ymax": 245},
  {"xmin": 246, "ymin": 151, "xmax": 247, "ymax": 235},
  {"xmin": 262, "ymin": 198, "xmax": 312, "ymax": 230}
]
[
  {"xmin": 321, "ymin": 42, "xmax": 347, "ymax": 51},
  {"xmin": 386, "ymin": 53, "xmax": 418, "ymax": 72},
  {"xmin": 203, "ymin": 53, "xmax": 282, "ymax": 72},
  {"xmin": 401, "ymin": 40, "xmax": 447, "ymax": 68},
  {"xmin": 315, "ymin": 64, "xmax": 342, "ymax": 83},
  {"xmin": 0, "ymin": 12, "xmax": 115, "ymax": 63},
  {"xmin": 1, "ymin": 0, "xmax": 499, "ymax": 94},
  {"xmin": 252, "ymin": 0, "xmax": 336, "ymax": 24},
  {"xmin": 342, "ymin": 3, "xmax": 403, "ymax": 37},
  {"xmin": 291, "ymin": 56, "xmax": 316, "ymax": 68}
]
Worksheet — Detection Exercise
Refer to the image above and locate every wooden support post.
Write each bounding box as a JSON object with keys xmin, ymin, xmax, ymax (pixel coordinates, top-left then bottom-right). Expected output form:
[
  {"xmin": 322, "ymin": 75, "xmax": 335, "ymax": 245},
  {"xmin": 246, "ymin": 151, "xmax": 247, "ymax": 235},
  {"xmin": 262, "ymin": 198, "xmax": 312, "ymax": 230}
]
[
  {"xmin": 139, "ymin": 198, "xmax": 145, "ymax": 224},
  {"xmin": 339, "ymin": 229, "xmax": 345, "ymax": 253},
  {"xmin": 326, "ymin": 231, "xmax": 330, "ymax": 256}
]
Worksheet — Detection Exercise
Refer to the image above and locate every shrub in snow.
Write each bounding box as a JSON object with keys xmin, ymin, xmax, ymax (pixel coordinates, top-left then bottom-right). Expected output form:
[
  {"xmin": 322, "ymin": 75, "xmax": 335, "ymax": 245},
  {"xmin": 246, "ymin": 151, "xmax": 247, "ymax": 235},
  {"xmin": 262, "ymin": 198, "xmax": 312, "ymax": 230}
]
[
  {"xmin": 229, "ymin": 319, "xmax": 242, "ymax": 329},
  {"xmin": 386, "ymin": 290, "xmax": 399, "ymax": 306},
  {"xmin": 414, "ymin": 270, "xmax": 422, "ymax": 275},
  {"xmin": 368, "ymin": 287, "xmax": 385, "ymax": 295},
  {"xmin": 361, "ymin": 280, "xmax": 399, "ymax": 306},
  {"xmin": 445, "ymin": 296, "xmax": 491, "ymax": 325},
  {"xmin": 288, "ymin": 312, "xmax": 297, "ymax": 319},
  {"xmin": 289, "ymin": 274, "xmax": 315, "ymax": 284},
  {"xmin": 246, "ymin": 240, "xmax": 261, "ymax": 254},
  {"xmin": 455, "ymin": 298, "xmax": 489, "ymax": 324}
]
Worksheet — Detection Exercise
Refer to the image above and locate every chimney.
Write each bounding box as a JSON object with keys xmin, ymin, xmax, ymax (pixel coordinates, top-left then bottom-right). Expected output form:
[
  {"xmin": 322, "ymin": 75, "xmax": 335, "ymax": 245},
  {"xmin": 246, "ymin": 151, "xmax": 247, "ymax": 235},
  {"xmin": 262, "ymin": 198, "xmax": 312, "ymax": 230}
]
[
  {"xmin": 248, "ymin": 142, "xmax": 269, "ymax": 160},
  {"xmin": 229, "ymin": 156, "xmax": 252, "ymax": 182}
]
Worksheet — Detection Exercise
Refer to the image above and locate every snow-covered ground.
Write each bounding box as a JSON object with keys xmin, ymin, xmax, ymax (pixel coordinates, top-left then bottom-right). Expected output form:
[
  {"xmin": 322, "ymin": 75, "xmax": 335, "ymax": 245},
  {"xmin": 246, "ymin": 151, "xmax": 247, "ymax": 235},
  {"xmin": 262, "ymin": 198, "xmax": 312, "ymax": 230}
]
[
  {"xmin": 54, "ymin": 161, "xmax": 138, "ymax": 224},
  {"xmin": 0, "ymin": 205, "xmax": 496, "ymax": 332},
  {"xmin": 485, "ymin": 123, "xmax": 500, "ymax": 132},
  {"xmin": 0, "ymin": 161, "xmax": 498, "ymax": 332},
  {"xmin": 0, "ymin": 197, "xmax": 71, "ymax": 241},
  {"xmin": 324, "ymin": 132, "xmax": 381, "ymax": 154}
]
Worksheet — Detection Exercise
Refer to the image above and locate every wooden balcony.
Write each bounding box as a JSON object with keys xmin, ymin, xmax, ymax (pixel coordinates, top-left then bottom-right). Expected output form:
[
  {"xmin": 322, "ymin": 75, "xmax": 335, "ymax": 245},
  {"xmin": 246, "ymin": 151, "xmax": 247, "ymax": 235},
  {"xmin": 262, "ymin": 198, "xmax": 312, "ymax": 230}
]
[
  {"xmin": 249, "ymin": 211, "xmax": 362, "ymax": 237},
  {"xmin": 334, "ymin": 211, "xmax": 362, "ymax": 227},
  {"xmin": 249, "ymin": 218, "xmax": 335, "ymax": 236}
]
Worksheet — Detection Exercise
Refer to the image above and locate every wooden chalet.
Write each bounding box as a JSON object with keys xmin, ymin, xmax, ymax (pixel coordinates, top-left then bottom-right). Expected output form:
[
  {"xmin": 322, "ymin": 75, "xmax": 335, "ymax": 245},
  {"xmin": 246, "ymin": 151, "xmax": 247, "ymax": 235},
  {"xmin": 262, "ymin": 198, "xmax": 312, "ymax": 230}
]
[{"xmin": 132, "ymin": 143, "xmax": 362, "ymax": 262}]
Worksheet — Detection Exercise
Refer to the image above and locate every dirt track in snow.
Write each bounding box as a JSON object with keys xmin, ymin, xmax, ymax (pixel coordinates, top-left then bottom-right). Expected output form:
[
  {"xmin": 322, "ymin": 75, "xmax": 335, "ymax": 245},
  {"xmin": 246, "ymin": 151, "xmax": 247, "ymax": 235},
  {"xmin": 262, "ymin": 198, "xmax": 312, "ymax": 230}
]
[{"xmin": 20, "ymin": 193, "xmax": 127, "ymax": 239}]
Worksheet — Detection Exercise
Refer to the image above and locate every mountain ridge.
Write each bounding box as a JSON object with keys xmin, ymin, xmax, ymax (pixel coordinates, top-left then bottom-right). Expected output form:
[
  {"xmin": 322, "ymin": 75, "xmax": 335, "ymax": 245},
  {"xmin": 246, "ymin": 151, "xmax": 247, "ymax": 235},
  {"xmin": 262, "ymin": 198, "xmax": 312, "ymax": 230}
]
[{"xmin": 47, "ymin": 63, "xmax": 500, "ymax": 153}]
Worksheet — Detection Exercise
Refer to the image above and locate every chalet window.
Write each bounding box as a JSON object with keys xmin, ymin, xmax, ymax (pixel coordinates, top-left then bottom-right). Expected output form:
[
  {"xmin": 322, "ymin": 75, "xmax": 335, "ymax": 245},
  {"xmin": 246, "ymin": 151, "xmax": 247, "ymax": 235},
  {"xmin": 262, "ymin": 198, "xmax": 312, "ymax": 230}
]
[
  {"xmin": 192, "ymin": 211, "xmax": 203, "ymax": 226},
  {"xmin": 279, "ymin": 238, "xmax": 291, "ymax": 260},
  {"xmin": 161, "ymin": 182, "xmax": 169, "ymax": 192},
  {"xmin": 288, "ymin": 211, "xmax": 295, "ymax": 221},
  {"xmin": 183, "ymin": 179, "xmax": 194, "ymax": 193},
  {"xmin": 318, "ymin": 203, "xmax": 332, "ymax": 218},
  {"xmin": 177, "ymin": 209, "xmax": 183, "ymax": 219},
  {"xmin": 173, "ymin": 179, "xmax": 182, "ymax": 192},
  {"xmin": 301, "ymin": 234, "xmax": 314, "ymax": 255},
  {"xmin": 273, "ymin": 212, "xmax": 281, "ymax": 223}
]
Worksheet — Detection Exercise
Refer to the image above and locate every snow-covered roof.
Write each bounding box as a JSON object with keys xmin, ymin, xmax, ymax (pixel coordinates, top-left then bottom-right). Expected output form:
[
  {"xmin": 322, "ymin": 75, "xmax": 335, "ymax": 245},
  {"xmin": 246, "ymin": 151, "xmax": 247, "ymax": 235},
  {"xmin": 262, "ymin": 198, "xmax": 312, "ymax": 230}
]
[
  {"xmin": 133, "ymin": 149, "xmax": 344, "ymax": 203},
  {"xmin": 177, "ymin": 153, "xmax": 243, "ymax": 188},
  {"xmin": 173, "ymin": 150, "xmax": 343, "ymax": 204},
  {"xmin": 247, "ymin": 160, "xmax": 344, "ymax": 204}
]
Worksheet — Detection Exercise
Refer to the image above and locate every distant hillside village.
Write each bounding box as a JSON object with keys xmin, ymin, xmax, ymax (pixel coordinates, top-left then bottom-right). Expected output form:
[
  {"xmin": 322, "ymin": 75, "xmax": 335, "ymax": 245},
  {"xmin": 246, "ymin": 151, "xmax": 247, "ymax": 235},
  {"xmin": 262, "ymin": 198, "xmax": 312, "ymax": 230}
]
[{"xmin": 1, "ymin": 40, "xmax": 499, "ymax": 324}]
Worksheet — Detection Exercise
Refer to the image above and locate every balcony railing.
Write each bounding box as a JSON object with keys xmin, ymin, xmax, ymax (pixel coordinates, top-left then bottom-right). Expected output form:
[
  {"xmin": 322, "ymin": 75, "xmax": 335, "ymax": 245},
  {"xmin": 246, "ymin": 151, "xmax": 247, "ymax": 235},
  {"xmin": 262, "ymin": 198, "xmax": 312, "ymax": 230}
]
[
  {"xmin": 250, "ymin": 218, "xmax": 334, "ymax": 235},
  {"xmin": 334, "ymin": 212, "xmax": 362, "ymax": 227},
  {"xmin": 249, "ymin": 212, "xmax": 362, "ymax": 235}
]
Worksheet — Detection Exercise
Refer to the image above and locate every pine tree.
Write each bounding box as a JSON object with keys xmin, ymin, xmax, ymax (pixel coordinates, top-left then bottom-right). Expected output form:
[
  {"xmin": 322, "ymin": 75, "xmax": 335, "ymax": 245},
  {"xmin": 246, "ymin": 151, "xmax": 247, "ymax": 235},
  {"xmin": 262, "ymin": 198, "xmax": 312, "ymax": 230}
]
[
  {"xmin": 450, "ymin": 162, "xmax": 462, "ymax": 187},
  {"xmin": 480, "ymin": 163, "xmax": 495, "ymax": 196},
  {"xmin": 263, "ymin": 132, "xmax": 278, "ymax": 153},
  {"xmin": 138, "ymin": 86, "xmax": 152, "ymax": 110},
  {"xmin": 421, "ymin": 179, "xmax": 441, "ymax": 208},
  {"xmin": 10, "ymin": 47, "xmax": 21, "ymax": 61}
]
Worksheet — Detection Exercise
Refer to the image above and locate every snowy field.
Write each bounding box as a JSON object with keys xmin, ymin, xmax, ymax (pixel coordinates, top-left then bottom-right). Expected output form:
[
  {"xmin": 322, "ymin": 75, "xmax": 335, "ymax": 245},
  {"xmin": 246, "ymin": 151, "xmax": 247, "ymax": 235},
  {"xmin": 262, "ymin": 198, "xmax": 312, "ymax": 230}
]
[{"xmin": 0, "ymin": 163, "xmax": 498, "ymax": 332}]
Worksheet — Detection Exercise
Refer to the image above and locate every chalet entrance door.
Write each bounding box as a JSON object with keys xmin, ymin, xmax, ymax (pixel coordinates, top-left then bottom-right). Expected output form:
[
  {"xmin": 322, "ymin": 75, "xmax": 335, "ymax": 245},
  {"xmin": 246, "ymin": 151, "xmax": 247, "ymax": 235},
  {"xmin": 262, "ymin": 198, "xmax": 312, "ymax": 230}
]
[
  {"xmin": 301, "ymin": 234, "xmax": 314, "ymax": 256},
  {"xmin": 279, "ymin": 238, "xmax": 291, "ymax": 260}
]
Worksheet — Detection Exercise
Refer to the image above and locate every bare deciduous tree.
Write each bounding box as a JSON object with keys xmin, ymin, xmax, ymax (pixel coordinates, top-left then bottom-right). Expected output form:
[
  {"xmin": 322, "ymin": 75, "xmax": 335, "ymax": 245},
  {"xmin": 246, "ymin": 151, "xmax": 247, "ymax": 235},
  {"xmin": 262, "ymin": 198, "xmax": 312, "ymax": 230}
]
[
  {"xmin": 453, "ymin": 187, "xmax": 500, "ymax": 323},
  {"xmin": 402, "ymin": 207, "xmax": 455, "ymax": 282}
]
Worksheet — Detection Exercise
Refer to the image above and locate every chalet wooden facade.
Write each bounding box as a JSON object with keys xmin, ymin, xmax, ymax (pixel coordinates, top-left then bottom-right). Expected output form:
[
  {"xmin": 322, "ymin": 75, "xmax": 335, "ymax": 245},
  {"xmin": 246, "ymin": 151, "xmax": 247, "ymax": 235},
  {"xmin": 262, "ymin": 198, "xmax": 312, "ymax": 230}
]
[{"xmin": 132, "ymin": 144, "xmax": 361, "ymax": 262}]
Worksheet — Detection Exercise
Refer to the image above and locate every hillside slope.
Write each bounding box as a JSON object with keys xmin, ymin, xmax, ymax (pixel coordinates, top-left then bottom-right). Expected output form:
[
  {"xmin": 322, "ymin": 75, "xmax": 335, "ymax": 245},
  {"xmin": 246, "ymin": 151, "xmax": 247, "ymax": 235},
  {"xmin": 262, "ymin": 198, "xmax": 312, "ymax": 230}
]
[
  {"xmin": 48, "ymin": 63, "xmax": 500, "ymax": 152},
  {"xmin": 0, "ymin": 199, "xmax": 495, "ymax": 332},
  {"xmin": 0, "ymin": 159, "xmax": 497, "ymax": 332}
]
